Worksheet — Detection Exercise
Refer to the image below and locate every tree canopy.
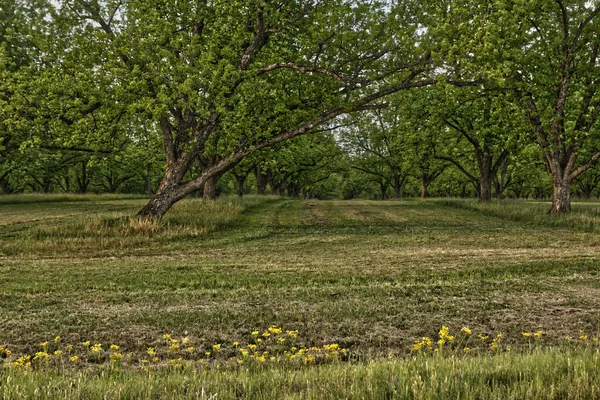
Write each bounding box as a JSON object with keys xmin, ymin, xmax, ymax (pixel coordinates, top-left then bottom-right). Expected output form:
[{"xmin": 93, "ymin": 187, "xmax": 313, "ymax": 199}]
[{"xmin": 2, "ymin": 0, "xmax": 600, "ymax": 214}]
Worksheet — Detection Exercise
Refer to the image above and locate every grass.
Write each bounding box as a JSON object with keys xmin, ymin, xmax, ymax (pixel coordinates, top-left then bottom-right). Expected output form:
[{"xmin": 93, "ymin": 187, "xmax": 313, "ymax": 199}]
[
  {"xmin": 2, "ymin": 195, "xmax": 600, "ymax": 397},
  {"xmin": 1, "ymin": 349, "xmax": 600, "ymax": 399},
  {"xmin": 440, "ymin": 197, "xmax": 600, "ymax": 232}
]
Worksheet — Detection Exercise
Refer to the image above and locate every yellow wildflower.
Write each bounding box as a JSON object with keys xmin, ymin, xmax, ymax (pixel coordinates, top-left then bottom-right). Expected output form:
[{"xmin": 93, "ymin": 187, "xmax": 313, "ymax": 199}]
[
  {"xmin": 268, "ymin": 326, "xmax": 283, "ymax": 335},
  {"xmin": 287, "ymin": 330, "xmax": 299, "ymax": 339},
  {"xmin": 54, "ymin": 350, "xmax": 63, "ymax": 356},
  {"xmin": 54, "ymin": 336, "xmax": 61, "ymax": 344},
  {"xmin": 439, "ymin": 326, "xmax": 455, "ymax": 341},
  {"xmin": 522, "ymin": 332, "xmax": 531, "ymax": 338},
  {"xmin": 187, "ymin": 347, "xmax": 195, "ymax": 352},
  {"xmin": 212, "ymin": 344, "xmax": 221, "ymax": 351},
  {"xmin": 82, "ymin": 341, "xmax": 90, "ymax": 347},
  {"xmin": 181, "ymin": 337, "xmax": 190, "ymax": 345},
  {"xmin": 90, "ymin": 344, "xmax": 102, "ymax": 353},
  {"xmin": 251, "ymin": 331, "xmax": 259, "ymax": 336},
  {"xmin": 147, "ymin": 347, "xmax": 156, "ymax": 357},
  {"xmin": 40, "ymin": 341, "xmax": 48, "ymax": 349},
  {"xmin": 411, "ymin": 337, "xmax": 433, "ymax": 352},
  {"xmin": 461, "ymin": 327, "xmax": 472, "ymax": 335},
  {"xmin": 33, "ymin": 351, "xmax": 50, "ymax": 360},
  {"xmin": 69, "ymin": 356, "xmax": 78, "ymax": 362},
  {"xmin": 233, "ymin": 341, "xmax": 239, "ymax": 347},
  {"xmin": 490, "ymin": 334, "xmax": 503, "ymax": 351},
  {"xmin": 533, "ymin": 330, "xmax": 543, "ymax": 340},
  {"xmin": 110, "ymin": 344, "xmax": 120, "ymax": 351}
]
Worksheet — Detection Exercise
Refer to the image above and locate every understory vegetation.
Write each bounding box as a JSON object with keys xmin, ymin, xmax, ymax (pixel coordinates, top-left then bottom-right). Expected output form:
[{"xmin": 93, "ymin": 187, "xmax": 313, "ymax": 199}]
[{"xmin": 1, "ymin": 195, "xmax": 600, "ymax": 398}]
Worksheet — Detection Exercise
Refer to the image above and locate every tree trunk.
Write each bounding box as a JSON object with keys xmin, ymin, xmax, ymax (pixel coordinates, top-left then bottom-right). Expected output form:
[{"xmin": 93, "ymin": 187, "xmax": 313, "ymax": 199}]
[
  {"xmin": 421, "ymin": 176, "xmax": 429, "ymax": 199},
  {"xmin": 203, "ymin": 176, "xmax": 218, "ymax": 201},
  {"xmin": 551, "ymin": 179, "xmax": 572, "ymax": 214},
  {"xmin": 0, "ymin": 178, "xmax": 12, "ymax": 194},
  {"xmin": 380, "ymin": 184, "xmax": 387, "ymax": 200},
  {"xmin": 138, "ymin": 188, "xmax": 184, "ymax": 219},
  {"xmin": 42, "ymin": 176, "xmax": 52, "ymax": 193},
  {"xmin": 236, "ymin": 176, "xmax": 246, "ymax": 198},
  {"xmin": 479, "ymin": 179, "xmax": 492, "ymax": 201},
  {"xmin": 255, "ymin": 167, "xmax": 269, "ymax": 195},
  {"xmin": 478, "ymin": 155, "xmax": 493, "ymax": 201},
  {"xmin": 138, "ymin": 164, "xmax": 198, "ymax": 218},
  {"xmin": 77, "ymin": 162, "xmax": 89, "ymax": 194},
  {"xmin": 393, "ymin": 175, "xmax": 401, "ymax": 199}
]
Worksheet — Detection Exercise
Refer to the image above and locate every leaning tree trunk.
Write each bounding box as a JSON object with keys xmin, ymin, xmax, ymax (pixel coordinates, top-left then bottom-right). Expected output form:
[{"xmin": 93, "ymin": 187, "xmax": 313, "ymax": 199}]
[
  {"xmin": 137, "ymin": 163, "xmax": 200, "ymax": 218},
  {"xmin": 138, "ymin": 184, "xmax": 187, "ymax": 218}
]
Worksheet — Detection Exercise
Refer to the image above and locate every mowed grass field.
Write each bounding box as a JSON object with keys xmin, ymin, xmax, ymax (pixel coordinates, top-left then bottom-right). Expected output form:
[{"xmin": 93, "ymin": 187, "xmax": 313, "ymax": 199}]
[{"xmin": 1, "ymin": 195, "xmax": 600, "ymax": 398}]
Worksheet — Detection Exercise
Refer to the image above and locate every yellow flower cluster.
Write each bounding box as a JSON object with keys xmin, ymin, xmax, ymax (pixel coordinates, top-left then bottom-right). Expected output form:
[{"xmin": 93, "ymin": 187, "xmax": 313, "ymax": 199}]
[
  {"xmin": 5, "ymin": 325, "xmax": 597, "ymax": 372},
  {"xmin": 522, "ymin": 330, "xmax": 544, "ymax": 340},
  {"xmin": 412, "ymin": 326, "xmax": 507, "ymax": 354},
  {"xmin": 411, "ymin": 337, "xmax": 433, "ymax": 352},
  {"xmin": 489, "ymin": 334, "xmax": 503, "ymax": 352}
]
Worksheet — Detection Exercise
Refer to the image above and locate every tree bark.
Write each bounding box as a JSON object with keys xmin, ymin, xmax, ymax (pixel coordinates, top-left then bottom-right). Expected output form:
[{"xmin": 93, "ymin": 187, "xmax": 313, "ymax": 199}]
[
  {"xmin": 380, "ymin": 183, "xmax": 387, "ymax": 200},
  {"xmin": 203, "ymin": 175, "xmax": 218, "ymax": 201},
  {"xmin": 236, "ymin": 176, "xmax": 246, "ymax": 197},
  {"xmin": 393, "ymin": 175, "xmax": 401, "ymax": 199},
  {"xmin": 137, "ymin": 187, "xmax": 185, "ymax": 219},
  {"xmin": 551, "ymin": 179, "xmax": 572, "ymax": 214},
  {"xmin": 420, "ymin": 175, "xmax": 429, "ymax": 198},
  {"xmin": 0, "ymin": 178, "xmax": 12, "ymax": 194},
  {"xmin": 255, "ymin": 167, "xmax": 269, "ymax": 195},
  {"xmin": 479, "ymin": 173, "xmax": 492, "ymax": 201}
]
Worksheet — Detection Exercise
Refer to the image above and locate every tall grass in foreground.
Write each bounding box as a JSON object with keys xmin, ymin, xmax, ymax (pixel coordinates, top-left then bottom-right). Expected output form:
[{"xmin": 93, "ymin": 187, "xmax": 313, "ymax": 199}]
[
  {"xmin": 1, "ymin": 349, "xmax": 599, "ymax": 399},
  {"xmin": 439, "ymin": 198, "xmax": 600, "ymax": 232}
]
